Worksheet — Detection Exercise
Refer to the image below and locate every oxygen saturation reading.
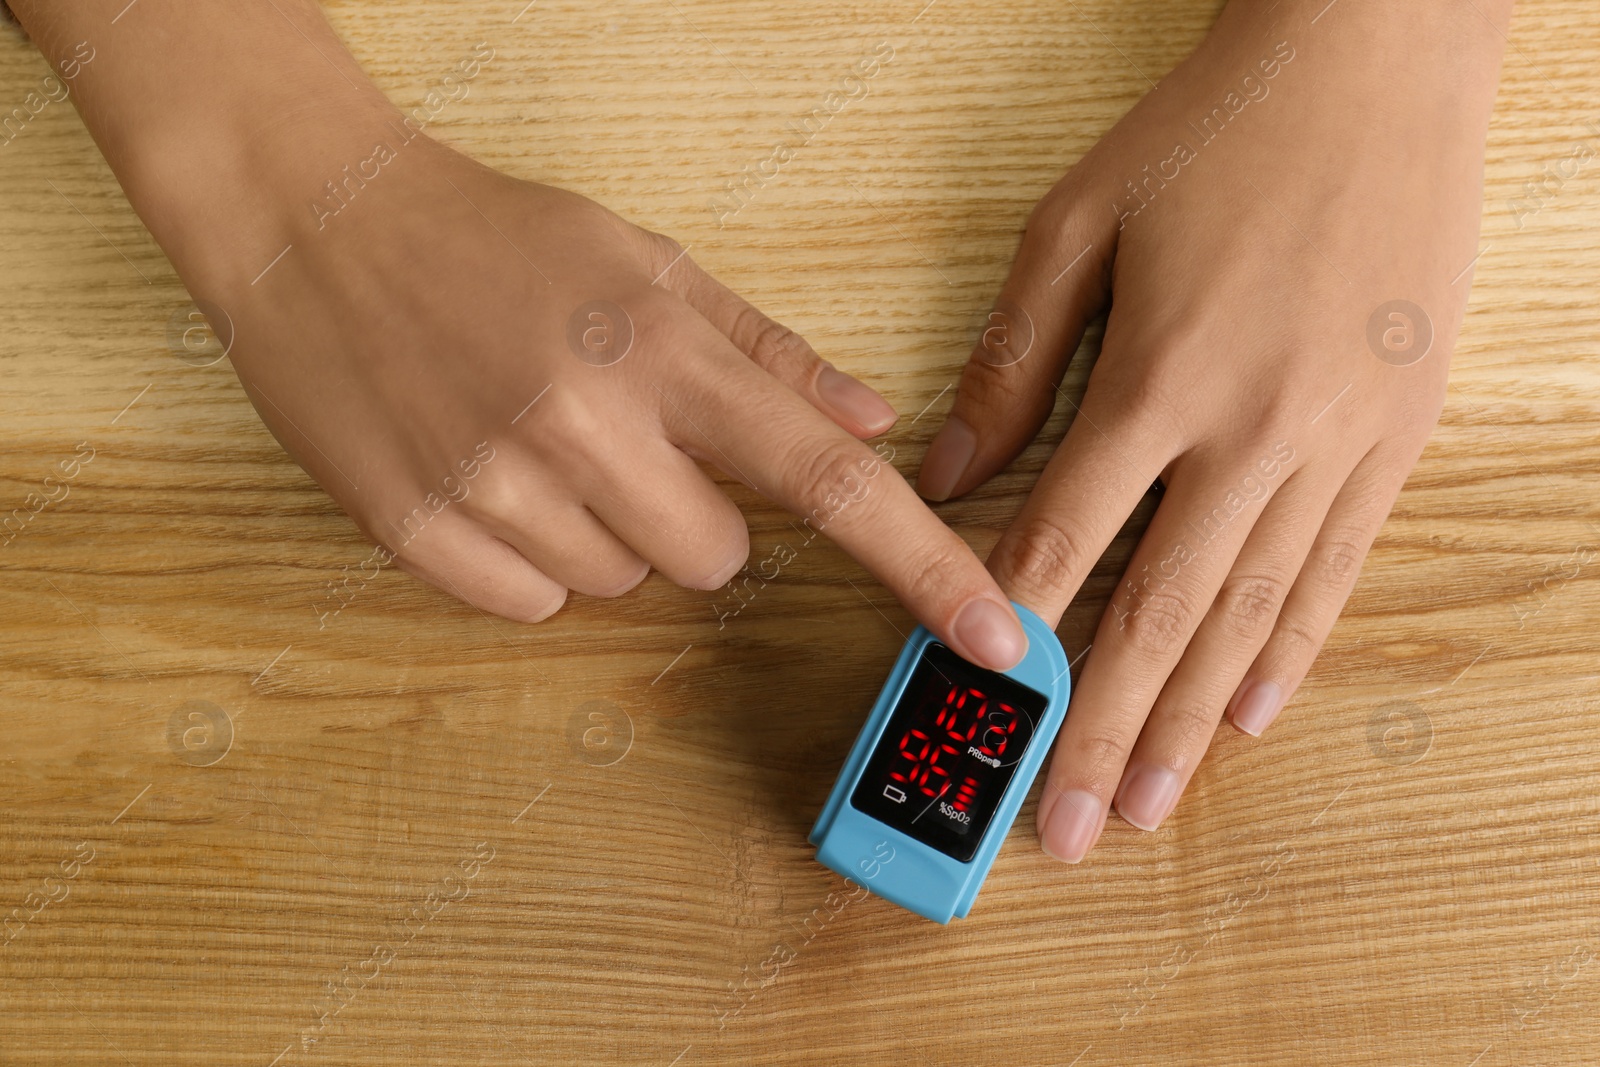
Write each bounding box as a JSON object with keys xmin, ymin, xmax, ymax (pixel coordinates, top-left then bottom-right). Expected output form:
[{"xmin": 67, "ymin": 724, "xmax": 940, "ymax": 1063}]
[{"xmin": 849, "ymin": 643, "xmax": 1048, "ymax": 862}]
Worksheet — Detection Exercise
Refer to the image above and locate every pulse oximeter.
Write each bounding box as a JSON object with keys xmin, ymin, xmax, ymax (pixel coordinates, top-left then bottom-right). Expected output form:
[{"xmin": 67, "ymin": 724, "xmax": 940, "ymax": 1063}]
[{"xmin": 809, "ymin": 602, "xmax": 1070, "ymax": 923}]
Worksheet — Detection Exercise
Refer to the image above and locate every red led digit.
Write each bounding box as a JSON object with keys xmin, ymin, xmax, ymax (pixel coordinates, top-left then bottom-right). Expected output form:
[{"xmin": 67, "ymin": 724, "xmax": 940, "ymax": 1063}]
[
  {"xmin": 942, "ymin": 687, "xmax": 982, "ymax": 747},
  {"xmin": 890, "ymin": 726, "xmax": 935, "ymax": 786},
  {"xmin": 977, "ymin": 703, "xmax": 1020, "ymax": 758},
  {"xmin": 919, "ymin": 740, "xmax": 961, "ymax": 796},
  {"xmin": 962, "ymin": 695, "xmax": 985, "ymax": 743},
  {"xmin": 934, "ymin": 687, "xmax": 979, "ymax": 748}
]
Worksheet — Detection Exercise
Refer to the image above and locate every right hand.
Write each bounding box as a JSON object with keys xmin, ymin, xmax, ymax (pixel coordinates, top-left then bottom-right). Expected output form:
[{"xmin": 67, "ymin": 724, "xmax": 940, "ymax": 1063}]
[{"xmin": 190, "ymin": 127, "xmax": 1029, "ymax": 668}]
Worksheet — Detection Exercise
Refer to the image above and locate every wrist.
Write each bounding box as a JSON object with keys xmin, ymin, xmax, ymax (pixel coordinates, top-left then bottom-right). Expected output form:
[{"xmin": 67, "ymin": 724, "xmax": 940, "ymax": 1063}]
[
  {"xmin": 1215, "ymin": 0, "xmax": 1512, "ymax": 77},
  {"xmin": 1193, "ymin": 0, "xmax": 1510, "ymax": 139},
  {"xmin": 9, "ymin": 0, "xmax": 409, "ymax": 288},
  {"xmin": 125, "ymin": 91, "xmax": 418, "ymax": 288}
]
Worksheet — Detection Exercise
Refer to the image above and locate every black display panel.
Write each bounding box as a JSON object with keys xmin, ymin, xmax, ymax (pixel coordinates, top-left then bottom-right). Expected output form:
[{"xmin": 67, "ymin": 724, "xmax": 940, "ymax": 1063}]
[{"xmin": 850, "ymin": 643, "xmax": 1048, "ymax": 862}]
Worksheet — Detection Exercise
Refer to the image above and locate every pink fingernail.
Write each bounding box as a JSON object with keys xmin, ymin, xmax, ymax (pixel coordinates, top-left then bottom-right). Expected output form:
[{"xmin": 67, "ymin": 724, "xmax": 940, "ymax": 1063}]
[
  {"xmin": 1230, "ymin": 679, "xmax": 1283, "ymax": 737},
  {"xmin": 918, "ymin": 416, "xmax": 977, "ymax": 501},
  {"xmin": 951, "ymin": 597, "xmax": 1028, "ymax": 671},
  {"xmin": 1114, "ymin": 765, "xmax": 1181, "ymax": 831},
  {"xmin": 1038, "ymin": 786, "xmax": 1104, "ymax": 863},
  {"xmin": 816, "ymin": 365, "xmax": 897, "ymax": 436}
]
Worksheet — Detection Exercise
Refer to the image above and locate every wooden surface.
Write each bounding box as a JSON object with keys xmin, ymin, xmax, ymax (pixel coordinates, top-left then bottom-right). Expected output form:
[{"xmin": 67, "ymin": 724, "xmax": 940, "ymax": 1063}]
[{"xmin": 2, "ymin": 1, "xmax": 1598, "ymax": 1064}]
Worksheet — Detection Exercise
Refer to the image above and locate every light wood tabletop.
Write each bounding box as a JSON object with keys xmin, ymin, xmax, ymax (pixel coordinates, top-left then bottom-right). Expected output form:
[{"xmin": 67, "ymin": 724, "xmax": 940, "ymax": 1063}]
[{"xmin": 2, "ymin": 1, "xmax": 1597, "ymax": 1064}]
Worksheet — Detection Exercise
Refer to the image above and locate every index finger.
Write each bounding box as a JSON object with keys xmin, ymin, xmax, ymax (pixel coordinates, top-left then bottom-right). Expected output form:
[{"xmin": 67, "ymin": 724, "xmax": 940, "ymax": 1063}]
[{"xmin": 661, "ymin": 330, "xmax": 1029, "ymax": 672}]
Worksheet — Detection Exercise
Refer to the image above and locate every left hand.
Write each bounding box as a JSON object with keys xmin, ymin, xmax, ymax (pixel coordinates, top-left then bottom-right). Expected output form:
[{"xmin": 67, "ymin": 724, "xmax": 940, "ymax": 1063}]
[{"xmin": 915, "ymin": 0, "xmax": 1510, "ymax": 861}]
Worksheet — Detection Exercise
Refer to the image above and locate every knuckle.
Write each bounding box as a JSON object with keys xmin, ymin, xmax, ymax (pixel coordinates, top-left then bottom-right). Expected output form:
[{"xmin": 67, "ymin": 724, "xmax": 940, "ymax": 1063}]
[
  {"xmin": 532, "ymin": 391, "xmax": 612, "ymax": 467},
  {"xmin": 645, "ymin": 230, "xmax": 685, "ymax": 269},
  {"xmin": 897, "ymin": 537, "xmax": 977, "ymax": 608},
  {"xmin": 1117, "ymin": 585, "xmax": 1194, "ymax": 658},
  {"xmin": 1215, "ymin": 574, "xmax": 1288, "ymax": 635},
  {"xmin": 1242, "ymin": 409, "xmax": 1299, "ymax": 460},
  {"xmin": 1316, "ymin": 533, "xmax": 1369, "ymax": 587},
  {"xmin": 1108, "ymin": 362, "xmax": 1182, "ymax": 429},
  {"xmin": 623, "ymin": 294, "xmax": 681, "ymax": 361},
  {"xmin": 735, "ymin": 306, "xmax": 814, "ymax": 373},
  {"xmin": 788, "ymin": 439, "xmax": 872, "ymax": 523},
  {"xmin": 1067, "ymin": 731, "xmax": 1132, "ymax": 793},
  {"xmin": 1154, "ymin": 702, "xmax": 1222, "ymax": 765},
  {"xmin": 959, "ymin": 355, "xmax": 1055, "ymax": 420},
  {"xmin": 1025, "ymin": 178, "xmax": 1085, "ymax": 241},
  {"xmin": 1271, "ymin": 612, "xmax": 1323, "ymax": 665},
  {"xmin": 1024, "ymin": 192, "xmax": 1066, "ymax": 236},
  {"xmin": 993, "ymin": 514, "xmax": 1089, "ymax": 600},
  {"xmin": 461, "ymin": 468, "xmax": 528, "ymax": 523}
]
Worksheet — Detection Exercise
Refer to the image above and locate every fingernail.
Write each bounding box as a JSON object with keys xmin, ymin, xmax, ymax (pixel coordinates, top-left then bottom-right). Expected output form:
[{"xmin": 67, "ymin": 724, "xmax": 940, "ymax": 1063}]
[
  {"xmin": 951, "ymin": 597, "xmax": 1028, "ymax": 671},
  {"xmin": 816, "ymin": 365, "xmax": 897, "ymax": 436},
  {"xmin": 1038, "ymin": 786, "xmax": 1104, "ymax": 863},
  {"xmin": 918, "ymin": 416, "xmax": 977, "ymax": 501},
  {"xmin": 1115, "ymin": 765, "xmax": 1181, "ymax": 831},
  {"xmin": 1229, "ymin": 679, "xmax": 1283, "ymax": 737}
]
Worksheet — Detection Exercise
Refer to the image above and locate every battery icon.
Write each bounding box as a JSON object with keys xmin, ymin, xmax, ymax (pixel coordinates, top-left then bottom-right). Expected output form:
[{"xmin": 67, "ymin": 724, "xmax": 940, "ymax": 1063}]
[{"xmin": 882, "ymin": 784, "xmax": 907, "ymax": 803}]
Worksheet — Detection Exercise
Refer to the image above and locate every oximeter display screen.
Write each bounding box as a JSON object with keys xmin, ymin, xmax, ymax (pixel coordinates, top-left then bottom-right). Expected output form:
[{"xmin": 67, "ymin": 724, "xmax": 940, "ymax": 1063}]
[{"xmin": 849, "ymin": 643, "xmax": 1048, "ymax": 862}]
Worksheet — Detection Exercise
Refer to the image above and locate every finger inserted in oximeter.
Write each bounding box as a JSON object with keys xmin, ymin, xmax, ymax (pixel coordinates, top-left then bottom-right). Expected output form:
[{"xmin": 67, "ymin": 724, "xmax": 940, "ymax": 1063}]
[{"xmin": 809, "ymin": 602, "xmax": 1071, "ymax": 923}]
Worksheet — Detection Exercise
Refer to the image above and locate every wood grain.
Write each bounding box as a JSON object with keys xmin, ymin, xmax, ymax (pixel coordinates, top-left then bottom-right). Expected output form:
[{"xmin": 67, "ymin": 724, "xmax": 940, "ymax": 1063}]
[{"xmin": 1, "ymin": 1, "xmax": 1597, "ymax": 1064}]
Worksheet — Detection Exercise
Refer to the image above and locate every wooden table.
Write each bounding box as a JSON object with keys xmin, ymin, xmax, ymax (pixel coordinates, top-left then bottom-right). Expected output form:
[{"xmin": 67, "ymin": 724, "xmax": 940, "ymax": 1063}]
[{"xmin": 2, "ymin": 1, "xmax": 1597, "ymax": 1064}]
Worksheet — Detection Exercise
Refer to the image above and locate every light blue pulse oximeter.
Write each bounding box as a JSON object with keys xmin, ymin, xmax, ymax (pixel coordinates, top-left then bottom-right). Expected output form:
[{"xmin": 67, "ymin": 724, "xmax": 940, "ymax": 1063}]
[{"xmin": 809, "ymin": 602, "xmax": 1071, "ymax": 923}]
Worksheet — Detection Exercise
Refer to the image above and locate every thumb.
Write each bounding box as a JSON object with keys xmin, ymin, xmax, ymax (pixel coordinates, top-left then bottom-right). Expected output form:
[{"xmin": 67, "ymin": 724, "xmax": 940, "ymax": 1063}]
[{"xmin": 918, "ymin": 174, "xmax": 1122, "ymax": 501}]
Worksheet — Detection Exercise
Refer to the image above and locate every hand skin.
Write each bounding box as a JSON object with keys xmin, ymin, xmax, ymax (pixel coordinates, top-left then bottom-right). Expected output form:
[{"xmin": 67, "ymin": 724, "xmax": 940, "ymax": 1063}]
[
  {"xmin": 10, "ymin": 0, "xmax": 1031, "ymax": 671},
  {"xmin": 917, "ymin": 0, "xmax": 1513, "ymax": 860}
]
